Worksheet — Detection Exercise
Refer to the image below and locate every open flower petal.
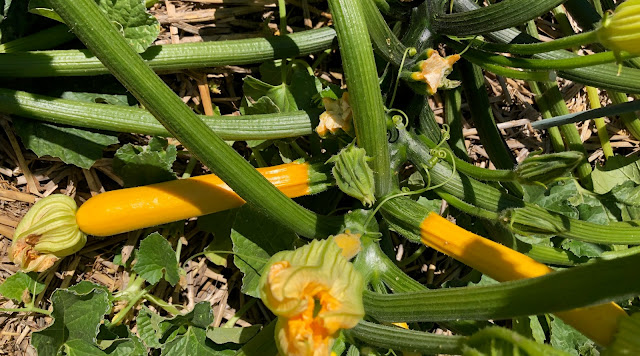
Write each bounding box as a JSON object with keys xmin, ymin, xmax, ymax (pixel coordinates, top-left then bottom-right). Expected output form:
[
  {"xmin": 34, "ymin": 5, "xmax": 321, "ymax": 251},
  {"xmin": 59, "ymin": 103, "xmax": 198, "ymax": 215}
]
[
  {"xmin": 316, "ymin": 92, "xmax": 353, "ymax": 138},
  {"xmin": 260, "ymin": 237, "xmax": 365, "ymax": 356}
]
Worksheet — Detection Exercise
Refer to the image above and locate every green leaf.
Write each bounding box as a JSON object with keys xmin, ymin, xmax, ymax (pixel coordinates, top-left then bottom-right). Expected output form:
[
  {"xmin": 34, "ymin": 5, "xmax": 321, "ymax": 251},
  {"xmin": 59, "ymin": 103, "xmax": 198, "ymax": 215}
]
[
  {"xmin": 31, "ymin": 286, "xmax": 111, "ymax": 356},
  {"xmin": 288, "ymin": 65, "xmax": 322, "ymax": 111},
  {"xmin": 113, "ymin": 136, "xmax": 177, "ymax": 187},
  {"xmin": 199, "ymin": 209, "xmax": 238, "ymax": 267},
  {"xmin": 241, "ymin": 76, "xmax": 298, "ymax": 114},
  {"xmin": 161, "ymin": 327, "xmax": 235, "ymax": 356},
  {"xmin": 64, "ymin": 339, "xmax": 108, "ymax": 356},
  {"xmin": 13, "ymin": 119, "xmax": 119, "ymax": 169},
  {"xmin": 137, "ymin": 302, "xmax": 217, "ymax": 351},
  {"xmin": 96, "ymin": 323, "xmax": 146, "ymax": 356},
  {"xmin": 95, "ymin": 0, "xmax": 160, "ymax": 53},
  {"xmin": 29, "ymin": 0, "xmax": 159, "ymax": 52},
  {"xmin": 136, "ymin": 307, "xmax": 167, "ymax": 348},
  {"xmin": 592, "ymin": 155, "xmax": 640, "ymax": 194},
  {"xmin": 0, "ymin": 271, "xmax": 44, "ymax": 303},
  {"xmin": 60, "ymin": 91, "xmax": 133, "ymax": 106},
  {"xmin": 464, "ymin": 326, "xmax": 572, "ymax": 356},
  {"xmin": 605, "ymin": 312, "xmax": 640, "ymax": 355},
  {"xmin": 550, "ymin": 316, "xmax": 599, "ymax": 356},
  {"xmin": 243, "ymin": 96, "xmax": 280, "ymax": 115},
  {"xmin": 133, "ymin": 232, "xmax": 180, "ymax": 286},
  {"xmin": 560, "ymin": 239, "xmax": 603, "ymax": 258},
  {"xmin": 206, "ymin": 325, "xmax": 261, "ymax": 345},
  {"xmin": 231, "ymin": 204, "xmax": 299, "ymax": 297}
]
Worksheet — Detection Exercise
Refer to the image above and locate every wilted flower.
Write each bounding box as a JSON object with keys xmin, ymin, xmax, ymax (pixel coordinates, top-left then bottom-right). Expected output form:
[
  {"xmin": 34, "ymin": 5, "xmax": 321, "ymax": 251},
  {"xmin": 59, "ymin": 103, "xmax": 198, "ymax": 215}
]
[
  {"xmin": 259, "ymin": 237, "xmax": 365, "ymax": 356},
  {"xmin": 316, "ymin": 92, "xmax": 353, "ymax": 138},
  {"xmin": 597, "ymin": 0, "xmax": 640, "ymax": 56},
  {"xmin": 332, "ymin": 230, "xmax": 362, "ymax": 260},
  {"xmin": 10, "ymin": 195, "xmax": 86, "ymax": 272},
  {"xmin": 407, "ymin": 49, "xmax": 460, "ymax": 95}
]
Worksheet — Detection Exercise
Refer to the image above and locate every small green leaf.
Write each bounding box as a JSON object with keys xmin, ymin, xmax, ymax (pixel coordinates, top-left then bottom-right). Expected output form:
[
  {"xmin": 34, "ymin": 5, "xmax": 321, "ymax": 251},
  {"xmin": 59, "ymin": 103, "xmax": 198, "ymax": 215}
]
[
  {"xmin": 96, "ymin": 323, "xmax": 146, "ymax": 356},
  {"xmin": 0, "ymin": 271, "xmax": 44, "ymax": 303},
  {"xmin": 231, "ymin": 205, "xmax": 299, "ymax": 297},
  {"xmin": 206, "ymin": 325, "xmax": 261, "ymax": 345},
  {"xmin": 161, "ymin": 327, "xmax": 235, "ymax": 356},
  {"xmin": 13, "ymin": 119, "xmax": 119, "ymax": 169},
  {"xmin": 199, "ymin": 210, "xmax": 238, "ymax": 267},
  {"xmin": 133, "ymin": 232, "xmax": 180, "ymax": 286},
  {"xmin": 95, "ymin": 0, "xmax": 160, "ymax": 52},
  {"xmin": 560, "ymin": 239, "xmax": 603, "ymax": 258},
  {"xmin": 31, "ymin": 286, "xmax": 111, "ymax": 356},
  {"xmin": 113, "ymin": 136, "xmax": 177, "ymax": 187},
  {"xmin": 136, "ymin": 307, "xmax": 167, "ymax": 348},
  {"xmin": 60, "ymin": 91, "xmax": 134, "ymax": 106},
  {"xmin": 550, "ymin": 316, "xmax": 598, "ymax": 356}
]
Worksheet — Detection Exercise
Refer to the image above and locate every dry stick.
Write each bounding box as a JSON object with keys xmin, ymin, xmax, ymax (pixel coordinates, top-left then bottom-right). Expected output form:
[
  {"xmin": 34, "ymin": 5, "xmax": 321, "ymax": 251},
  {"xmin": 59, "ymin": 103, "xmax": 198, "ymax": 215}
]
[
  {"xmin": 0, "ymin": 121, "xmax": 40, "ymax": 195},
  {"xmin": 165, "ymin": 0, "xmax": 180, "ymax": 44},
  {"xmin": 0, "ymin": 189, "xmax": 36, "ymax": 203},
  {"xmin": 196, "ymin": 73, "xmax": 215, "ymax": 116},
  {"xmin": 0, "ymin": 225, "xmax": 14, "ymax": 239}
]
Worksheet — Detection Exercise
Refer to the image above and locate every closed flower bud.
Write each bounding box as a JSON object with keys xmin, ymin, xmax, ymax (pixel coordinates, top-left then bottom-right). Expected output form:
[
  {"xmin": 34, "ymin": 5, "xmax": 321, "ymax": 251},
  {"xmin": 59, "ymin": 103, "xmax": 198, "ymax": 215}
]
[
  {"xmin": 515, "ymin": 151, "xmax": 584, "ymax": 185},
  {"xmin": 9, "ymin": 195, "xmax": 86, "ymax": 272},
  {"xmin": 327, "ymin": 142, "xmax": 376, "ymax": 207},
  {"xmin": 597, "ymin": 0, "xmax": 640, "ymax": 56}
]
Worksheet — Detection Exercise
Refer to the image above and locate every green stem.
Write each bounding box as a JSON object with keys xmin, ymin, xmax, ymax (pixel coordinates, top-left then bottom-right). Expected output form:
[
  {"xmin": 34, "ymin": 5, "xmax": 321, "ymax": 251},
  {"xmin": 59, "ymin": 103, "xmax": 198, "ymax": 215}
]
[
  {"xmin": 143, "ymin": 291, "xmax": 182, "ymax": 315},
  {"xmin": 608, "ymin": 91, "xmax": 640, "ymax": 140},
  {"xmin": 223, "ymin": 299, "xmax": 258, "ymax": 328},
  {"xmin": 0, "ymin": 27, "xmax": 337, "ymax": 77},
  {"xmin": 449, "ymin": 40, "xmax": 637, "ymax": 71},
  {"xmin": 327, "ymin": 0, "xmax": 392, "ymax": 197},
  {"xmin": 0, "ymin": 24, "xmax": 76, "ymax": 53},
  {"xmin": 529, "ymin": 81, "xmax": 593, "ymax": 190},
  {"xmin": 444, "ymin": 88, "xmax": 468, "ymax": 160},
  {"xmin": 49, "ymin": 0, "xmax": 341, "ymax": 238},
  {"xmin": 527, "ymin": 82, "xmax": 566, "ymax": 152},
  {"xmin": 586, "ymin": 86, "xmax": 613, "ymax": 159},
  {"xmin": 466, "ymin": 31, "xmax": 598, "ymax": 55},
  {"xmin": 0, "ymin": 88, "xmax": 313, "ymax": 141},
  {"xmin": 464, "ymin": 59, "xmax": 555, "ymax": 81},
  {"xmin": 348, "ymin": 321, "xmax": 466, "ymax": 355},
  {"xmin": 360, "ymin": 0, "xmax": 409, "ymax": 67},
  {"xmin": 0, "ymin": 306, "xmax": 51, "ymax": 315}
]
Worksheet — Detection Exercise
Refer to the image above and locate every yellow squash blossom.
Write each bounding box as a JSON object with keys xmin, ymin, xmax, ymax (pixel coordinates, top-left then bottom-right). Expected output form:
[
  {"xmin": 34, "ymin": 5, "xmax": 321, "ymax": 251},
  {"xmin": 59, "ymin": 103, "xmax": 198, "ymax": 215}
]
[
  {"xmin": 409, "ymin": 49, "xmax": 460, "ymax": 95},
  {"xmin": 316, "ymin": 92, "xmax": 353, "ymax": 138},
  {"xmin": 259, "ymin": 237, "xmax": 365, "ymax": 356}
]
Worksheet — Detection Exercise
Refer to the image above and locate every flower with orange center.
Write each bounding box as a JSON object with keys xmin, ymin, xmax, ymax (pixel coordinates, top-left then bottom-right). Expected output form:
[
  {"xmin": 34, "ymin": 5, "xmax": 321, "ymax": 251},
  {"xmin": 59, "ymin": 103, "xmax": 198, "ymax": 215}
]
[{"xmin": 259, "ymin": 237, "xmax": 365, "ymax": 356}]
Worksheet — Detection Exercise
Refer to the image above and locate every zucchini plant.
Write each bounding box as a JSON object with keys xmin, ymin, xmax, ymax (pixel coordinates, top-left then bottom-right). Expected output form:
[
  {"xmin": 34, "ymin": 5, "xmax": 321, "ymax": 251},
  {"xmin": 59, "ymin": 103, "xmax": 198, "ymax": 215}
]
[{"xmin": 2, "ymin": 0, "xmax": 640, "ymax": 355}]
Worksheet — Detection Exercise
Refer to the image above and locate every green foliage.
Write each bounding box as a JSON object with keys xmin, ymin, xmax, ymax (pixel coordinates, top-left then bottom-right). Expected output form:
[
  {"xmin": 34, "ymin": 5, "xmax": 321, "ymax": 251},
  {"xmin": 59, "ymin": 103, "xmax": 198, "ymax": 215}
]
[
  {"xmin": 31, "ymin": 284, "xmax": 112, "ymax": 356},
  {"xmin": 231, "ymin": 204, "xmax": 300, "ymax": 297},
  {"xmin": 29, "ymin": 0, "xmax": 159, "ymax": 52},
  {"xmin": 136, "ymin": 302, "xmax": 241, "ymax": 354},
  {"xmin": 0, "ymin": 271, "xmax": 44, "ymax": 303},
  {"xmin": 133, "ymin": 232, "xmax": 180, "ymax": 286},
  {"xmin": 113, "ymin": 136, "xmax": 177, "ymax": 187},
  {"xmin": 199, "ymin": 209, "xmax": 238, "ymax": 267},
  {"xmin": 550, "ymin": 317, "xmax": 599, "ymax": 356},
  {"xmin": 592, "ymin": 156, "xmax": 640, "ymax": 194},
  {"xmin": 13, "ymin": 119, "xmax": 119, "ymax": 169}
]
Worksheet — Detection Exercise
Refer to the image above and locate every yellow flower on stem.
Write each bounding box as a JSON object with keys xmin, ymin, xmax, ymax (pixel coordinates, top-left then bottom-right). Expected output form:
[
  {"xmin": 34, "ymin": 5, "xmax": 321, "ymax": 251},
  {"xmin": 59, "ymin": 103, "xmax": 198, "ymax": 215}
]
[
  {"xmin": 259, "ymin": 237, "xmax": 365, "ymax": 356},
  {"xmin": 420, "ymin": 212, "xmax": 627, "ymax": 346},
  {"xmin": 316, "ymin": 92, "xmax": 353, "ymax": 138},
  {"xmin": 409, "ymin": 49, "xmax": 460, "ymax": 95}
]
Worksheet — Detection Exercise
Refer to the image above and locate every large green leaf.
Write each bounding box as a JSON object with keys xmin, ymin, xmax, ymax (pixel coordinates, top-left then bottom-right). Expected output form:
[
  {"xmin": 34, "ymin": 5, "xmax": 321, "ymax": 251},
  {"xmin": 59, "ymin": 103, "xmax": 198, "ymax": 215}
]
[
  {"xmin": 592, "ymin": 156, "xmax": 640, "ymax": 194},
  {"xmin": 31, "ymin": 285, "xmax": 111, "ymax": 356},
  {"xmin": 161, "ymin": 327, "xmax": 234, "ymax": 356},
  {"xmin": 13, "ymin": 119, "xmax": 118, "ymax": 169}
]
